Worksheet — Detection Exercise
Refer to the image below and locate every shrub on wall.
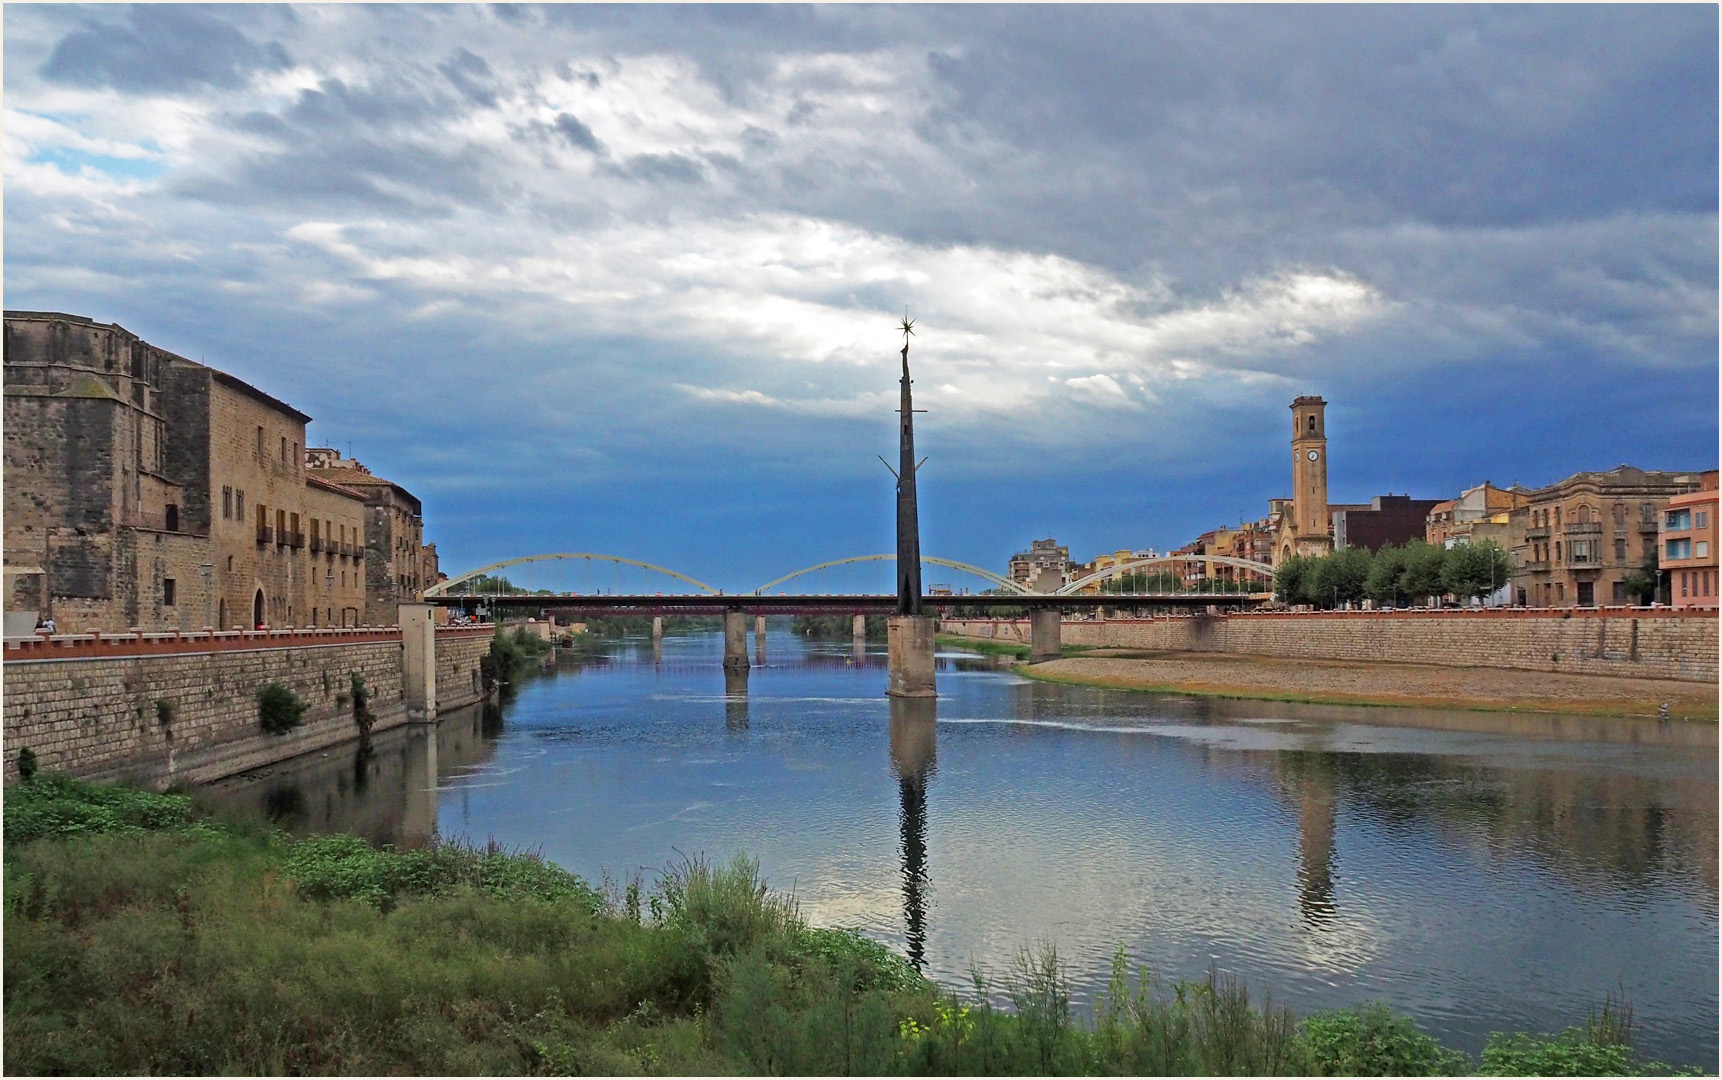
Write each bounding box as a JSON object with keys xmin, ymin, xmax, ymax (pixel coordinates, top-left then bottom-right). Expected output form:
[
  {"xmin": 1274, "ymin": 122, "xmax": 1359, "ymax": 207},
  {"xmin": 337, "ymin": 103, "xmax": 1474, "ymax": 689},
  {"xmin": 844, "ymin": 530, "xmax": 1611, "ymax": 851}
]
[{"xmin": 257, "ymin": 683, "xmax": 307, "ymax": 735}]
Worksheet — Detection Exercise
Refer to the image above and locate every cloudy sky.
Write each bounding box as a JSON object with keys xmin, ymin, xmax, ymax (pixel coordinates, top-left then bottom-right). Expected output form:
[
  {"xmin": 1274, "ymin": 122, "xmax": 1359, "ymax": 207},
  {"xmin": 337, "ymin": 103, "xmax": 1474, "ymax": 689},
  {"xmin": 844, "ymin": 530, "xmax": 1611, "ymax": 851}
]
[{"xmin": 5, "ymin": 5, "xmax": 1716, "ymax": 590}]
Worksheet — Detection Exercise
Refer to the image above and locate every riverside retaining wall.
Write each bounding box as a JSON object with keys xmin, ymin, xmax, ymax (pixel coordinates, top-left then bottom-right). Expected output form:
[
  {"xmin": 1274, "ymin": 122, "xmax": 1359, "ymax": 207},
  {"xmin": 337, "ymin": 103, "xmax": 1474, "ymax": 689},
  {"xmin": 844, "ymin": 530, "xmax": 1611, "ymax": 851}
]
[
  {"xmin": 4, "ymin": 624, "xmax": 496, "ymax": 786},
  {"xmin": 940, "ymin": 608, "xmax": 1718, "ymax": 683}
]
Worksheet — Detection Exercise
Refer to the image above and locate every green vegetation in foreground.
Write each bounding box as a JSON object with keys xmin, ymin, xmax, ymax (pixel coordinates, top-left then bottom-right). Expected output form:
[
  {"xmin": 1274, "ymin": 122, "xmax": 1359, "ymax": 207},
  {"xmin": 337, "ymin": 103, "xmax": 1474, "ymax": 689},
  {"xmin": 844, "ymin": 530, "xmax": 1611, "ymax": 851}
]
[{"xmin": 4, "ymin": 776, "xmax": 1695, "ymax": 1076}]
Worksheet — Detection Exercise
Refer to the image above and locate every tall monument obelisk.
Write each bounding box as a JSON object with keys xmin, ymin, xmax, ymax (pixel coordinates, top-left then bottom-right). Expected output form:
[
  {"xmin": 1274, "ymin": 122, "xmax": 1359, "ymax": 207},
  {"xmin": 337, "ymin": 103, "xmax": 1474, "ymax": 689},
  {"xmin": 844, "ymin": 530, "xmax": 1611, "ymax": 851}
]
[{"xmin": 887, "ymin": 313, "xmax": 936, "ymax": 697}]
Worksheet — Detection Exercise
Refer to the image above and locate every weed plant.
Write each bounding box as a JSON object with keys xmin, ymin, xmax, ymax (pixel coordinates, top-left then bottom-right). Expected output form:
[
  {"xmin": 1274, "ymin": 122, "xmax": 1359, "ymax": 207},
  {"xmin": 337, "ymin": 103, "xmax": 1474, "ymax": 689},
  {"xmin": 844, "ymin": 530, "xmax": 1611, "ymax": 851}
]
[{"xmin": 2, "ymin": 774, "xmax": 1694, "ymax": 1076}]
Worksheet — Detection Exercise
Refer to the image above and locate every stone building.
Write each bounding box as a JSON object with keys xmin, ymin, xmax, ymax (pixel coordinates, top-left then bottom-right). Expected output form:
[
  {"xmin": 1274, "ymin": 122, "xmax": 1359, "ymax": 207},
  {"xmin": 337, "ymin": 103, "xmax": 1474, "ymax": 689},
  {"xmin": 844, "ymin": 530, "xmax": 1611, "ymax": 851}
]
[
  {"xmin": 1661, "ymin": 475, "xmax": 1718, "ymax": 609},
  {"xmin": 1273, "ymin": 396, "xmax": 1334, "ymax": 565},
  {"xmin": 5, "ymin": 311, "xmax": 389, "ymax": 632},
  {"xmin": 305, "ymin": 449, "xmax": 426, "ymax": 624},
  {"xmin": 4, "ymin": 312, "xmax": 207, "ymax": 631},
  {"xmin": 1509, "ymin": 465, "xmax": 1711, "ymax": 608}
]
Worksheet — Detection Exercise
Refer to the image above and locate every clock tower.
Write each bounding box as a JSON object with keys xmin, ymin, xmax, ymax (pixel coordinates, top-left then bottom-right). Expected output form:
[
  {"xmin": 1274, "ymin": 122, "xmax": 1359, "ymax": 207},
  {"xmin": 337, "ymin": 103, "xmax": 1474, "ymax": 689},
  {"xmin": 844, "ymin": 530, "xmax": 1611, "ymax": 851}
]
[{"xmin": 1280, "ymin": 395, "xmax": 1332, "ymax": 562}]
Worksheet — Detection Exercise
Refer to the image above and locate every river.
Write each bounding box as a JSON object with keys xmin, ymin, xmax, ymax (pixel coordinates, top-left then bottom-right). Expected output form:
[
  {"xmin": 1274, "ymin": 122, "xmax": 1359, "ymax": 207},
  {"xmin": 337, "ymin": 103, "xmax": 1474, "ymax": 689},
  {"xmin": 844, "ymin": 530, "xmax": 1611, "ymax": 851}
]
[{"xmin": 200, "ymin": 628, "xmax": 1719, "ymax": 1069}]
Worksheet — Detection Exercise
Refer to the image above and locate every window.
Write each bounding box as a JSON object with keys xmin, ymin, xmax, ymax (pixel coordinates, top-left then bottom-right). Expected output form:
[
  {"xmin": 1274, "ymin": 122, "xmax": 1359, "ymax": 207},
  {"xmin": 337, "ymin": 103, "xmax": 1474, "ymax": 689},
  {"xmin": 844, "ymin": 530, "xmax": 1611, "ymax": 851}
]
[
  {"xmin": 1614, "ymin": 538, "xmax": 1627, "ymax": 562},
  {"xmin": 1698, "ymin": 511, "xmax": 1710, "ymax": 530},
  {"xmin": 1666, "ymin": 538, "xmax": 1692, "ymax": 560},
  {"xmin": 290, "ymin": 513, "xmax": 301, "ymax": 546},
  {"xmin": 1698, "ymin": 541, "xmax": 1710, "ymax": 560},
  {"xmin": 1554, "ymin": 507, "xmax": 1562, "ymax": 528},
  {"xmin": 1576, "ymin": 505, "xmax": 1591, "ymax": 524},
  {"xmin": 226, "ymin": 555, "xmax": 233, "ymax": 572},
  {"xmin": 163, "ymin": 578, "xmax": 176, "ymax": 606},
  {"xmin": 164, "ymin": 504, "xmax": 178, "ymax": 532},
  {"xmin": 256, "ymin": 426, "xmax": 264, "ymax": 458},
  {"xmin": 1612, "ymin": 581, "xmax": 1628, "ymax": 603},
  {"xmin": 1680, "ymin": 573, "xmax": 1688, "ymax": 597},
  {"xmin": 1307, "ymin": 415, "xmax": 1316, "ymax": 433},
  {"xmin": 292, "ymin": 441, "xmax": 299, "ymax": 468},
  {"xmin": 222, "ymin": 486, "xmax": 232, "ymax": 519},
  {"xmin": 1666, "ymin": 508, "xmax": 1692, "ymax": 530},
  {"xmin": 1613, "ymin": 503, "xmax": 1626, "ymax": 525},
  {"xmin": 277, "ymin": 508, "xmax": 287, "ymax": 544},
  {"xmin": 235, "ymin": 489, "xmax": 245, "ymax": 520},
  {"xmin": 1555, "ymin": 541, "xmax": 1562, "ymax": 563},
  {"xmin": 1571, "ymin": 540, "xmax": 1593, "ymax": 564},
  {"xmin": 1641, "ymin": 502, "xmax": 1656, "ymax": 524}
]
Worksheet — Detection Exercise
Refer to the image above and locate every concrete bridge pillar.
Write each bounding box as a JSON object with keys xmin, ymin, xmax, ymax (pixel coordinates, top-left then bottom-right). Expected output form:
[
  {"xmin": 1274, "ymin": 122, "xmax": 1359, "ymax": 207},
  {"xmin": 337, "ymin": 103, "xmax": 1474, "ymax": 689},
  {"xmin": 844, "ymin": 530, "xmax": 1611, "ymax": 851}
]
[
  {"xmin": 651, "ymin": 616, "xmax": 663, "ymax": 640},
  {"xmin": 887, "ymin": 615, "xmax": 937, "ymax": 698},
  {"xmin": 755, "ymin": 615, "xmax": 767, "ymax": 659},
  {"xmin": 852, "ymin": 614, "xmax": 867, "ymax": 646},
  {"xmin": 723, "ymin": 609, "xmax": 750, "ymax": 670},
  {"xmin": 1029, "ymin": 607, "xmax": 1062, "ymax": 663},
  {"xmin": 400, "ymin": 602, "xmax": 437, "ymax": 723}
]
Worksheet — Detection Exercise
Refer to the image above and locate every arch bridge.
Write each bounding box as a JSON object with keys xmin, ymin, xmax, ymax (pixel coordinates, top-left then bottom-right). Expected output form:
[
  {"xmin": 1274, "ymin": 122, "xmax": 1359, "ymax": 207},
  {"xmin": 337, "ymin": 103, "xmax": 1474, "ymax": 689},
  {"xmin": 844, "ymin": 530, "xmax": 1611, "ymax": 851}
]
[{"xmin": 423, "ymin": 551, "xmax": 1270, "ymax": 613}]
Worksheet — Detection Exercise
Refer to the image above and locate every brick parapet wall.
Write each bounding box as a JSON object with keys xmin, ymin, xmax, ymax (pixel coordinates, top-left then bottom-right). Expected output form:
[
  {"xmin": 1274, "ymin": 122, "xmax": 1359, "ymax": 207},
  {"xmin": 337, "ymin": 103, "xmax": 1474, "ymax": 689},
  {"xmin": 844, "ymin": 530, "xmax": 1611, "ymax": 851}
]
[
  {"xmin": 4, "ymin": 624, "xmax": 501, "ymax": 788},
  {"xmin": 940, "ymin": 609, "xmax": 1719, "ymax": 683},
  {"xmin": 435, "ymin": 626, "xmax": 492, "ymax": 711},
  {"xmin": 4, "ymin": 636, "xmax": 410, "ymax": 787}
]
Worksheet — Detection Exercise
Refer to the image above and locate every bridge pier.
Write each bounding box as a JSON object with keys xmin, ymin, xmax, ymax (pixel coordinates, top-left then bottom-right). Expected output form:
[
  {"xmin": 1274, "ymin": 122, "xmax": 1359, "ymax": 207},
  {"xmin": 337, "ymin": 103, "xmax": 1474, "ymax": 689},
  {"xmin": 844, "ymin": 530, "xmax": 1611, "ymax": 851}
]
[
  {"xmin": 723, "ymin": 609, "xmax": 750, "ymax": 670},
  {"xmin": 852, "ymin": 614, "xmax": 867, "ymax": 647},
  {"xmin": 887, "ymin": 615, "xmax": 937, "ymax": 698},
  {"xmin": 651, "ymin": 616, "xmax": 663, "ymax": 640},
  {"xmin": 1029, "ymin": 607, "xmax": 1062, "ymax": 663},
  {"xmin": 755, "ymin": 615, "xmax": 767, "ymax": 660}
]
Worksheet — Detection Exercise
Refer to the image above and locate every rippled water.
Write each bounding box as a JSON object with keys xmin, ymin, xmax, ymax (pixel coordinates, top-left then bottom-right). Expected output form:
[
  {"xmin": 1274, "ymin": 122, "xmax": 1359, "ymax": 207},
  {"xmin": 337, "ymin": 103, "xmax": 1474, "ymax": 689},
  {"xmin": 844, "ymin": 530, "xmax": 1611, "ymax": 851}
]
[{"xmin": 203, "ymin": 629, "xmax": 1719, "ymax": 1068}]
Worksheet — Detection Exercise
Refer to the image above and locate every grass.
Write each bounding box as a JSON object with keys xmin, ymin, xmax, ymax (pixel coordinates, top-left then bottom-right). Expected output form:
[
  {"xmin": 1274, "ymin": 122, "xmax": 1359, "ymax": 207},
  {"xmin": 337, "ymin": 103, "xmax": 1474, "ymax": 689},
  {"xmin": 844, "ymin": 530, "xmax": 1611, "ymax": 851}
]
[
  {"xmin": 3, "ymin": 775, "xmax": 1697, "ymax": 1075},
  {"xmin": 936, "ymin": 633, "xmax": 1096, "ymax": 661}
]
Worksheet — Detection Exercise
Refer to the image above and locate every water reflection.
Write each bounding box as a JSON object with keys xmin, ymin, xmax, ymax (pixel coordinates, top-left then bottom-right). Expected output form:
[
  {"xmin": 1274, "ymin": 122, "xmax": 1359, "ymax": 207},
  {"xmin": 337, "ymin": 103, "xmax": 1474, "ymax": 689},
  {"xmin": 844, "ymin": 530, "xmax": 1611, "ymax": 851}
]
[
  {"xmin": 1286, "ymin": 755, "xmax": 1338, "ymax": 928},
  {"xmin": 724, "ymin": 666, "xmax": 749, "ymax": 731},
  {"xmin": 198, "ymin": 702, "xmax": 496, "ymax": 848},
  {"xmin": 890, "ymin": 695, "xmax": 938, "ymax": 969}
]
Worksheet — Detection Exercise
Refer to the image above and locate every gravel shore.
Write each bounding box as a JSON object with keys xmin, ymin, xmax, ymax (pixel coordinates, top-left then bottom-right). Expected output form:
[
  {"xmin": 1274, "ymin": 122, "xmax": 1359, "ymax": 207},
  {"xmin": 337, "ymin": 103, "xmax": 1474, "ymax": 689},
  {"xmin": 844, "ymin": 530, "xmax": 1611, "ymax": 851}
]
[{"xmin": 1014, "ymin": 649, "xmax": 1718, "ymax": 720}]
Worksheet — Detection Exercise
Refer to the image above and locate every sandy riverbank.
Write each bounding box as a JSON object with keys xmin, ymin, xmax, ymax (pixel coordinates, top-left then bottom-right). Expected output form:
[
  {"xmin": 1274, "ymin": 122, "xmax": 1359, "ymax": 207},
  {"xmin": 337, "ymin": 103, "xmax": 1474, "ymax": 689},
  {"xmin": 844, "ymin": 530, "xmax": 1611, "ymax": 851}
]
[{"xmin": 956, "ymin": 643, "xmax": 1717, "ymax": 720}]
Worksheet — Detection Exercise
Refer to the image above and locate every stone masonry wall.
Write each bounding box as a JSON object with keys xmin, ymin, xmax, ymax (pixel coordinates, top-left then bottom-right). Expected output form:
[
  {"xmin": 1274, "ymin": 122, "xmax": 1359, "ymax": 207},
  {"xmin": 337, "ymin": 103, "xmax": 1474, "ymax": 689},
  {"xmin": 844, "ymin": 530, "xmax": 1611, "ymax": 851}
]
[
  {"xmin": 940, "ymin": 610, "xmax": 1718, "ymax": 683},
  {"xmin": 4, "ymin": 630, "xmax": 408, "ymax": 788},
  {"xmin": 436, "ymin": 626, "xmax": 492, "ymax": 711}
]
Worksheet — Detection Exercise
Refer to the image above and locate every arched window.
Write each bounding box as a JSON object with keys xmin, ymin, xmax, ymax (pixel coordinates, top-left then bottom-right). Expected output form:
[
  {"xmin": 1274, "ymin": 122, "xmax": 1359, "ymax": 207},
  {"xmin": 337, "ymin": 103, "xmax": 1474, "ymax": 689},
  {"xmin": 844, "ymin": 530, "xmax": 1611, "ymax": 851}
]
[
  {"xmin": 1555, "ymin": 541, "xmax": 1562, "ymax": 563},
  {"xmin": 1307, "ymin": 415, "xmax": 1317, "ymax": 434},
  {"xmin": 1576, "ymin": 505, "xmax": 1591, "ymax": 524},
  {"xmin": 1554, "ymin": 507, "xmax": 1562, "ymax": 528}
]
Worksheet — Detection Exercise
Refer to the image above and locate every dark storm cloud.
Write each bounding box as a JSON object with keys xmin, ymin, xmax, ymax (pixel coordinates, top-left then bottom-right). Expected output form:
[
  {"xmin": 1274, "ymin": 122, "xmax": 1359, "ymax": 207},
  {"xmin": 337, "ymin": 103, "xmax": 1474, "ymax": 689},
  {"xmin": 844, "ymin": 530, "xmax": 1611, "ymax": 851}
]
[
  {"xmin": 437, "ymin": 47, "xmax": 499, "ymax": 108},
  {"xmin": 41, "ymin": 5, "xmax": 291, "ymax": 92},
  {"xmin": 552, "ymin": 113, "xmax": 603, "ymax": 154}
]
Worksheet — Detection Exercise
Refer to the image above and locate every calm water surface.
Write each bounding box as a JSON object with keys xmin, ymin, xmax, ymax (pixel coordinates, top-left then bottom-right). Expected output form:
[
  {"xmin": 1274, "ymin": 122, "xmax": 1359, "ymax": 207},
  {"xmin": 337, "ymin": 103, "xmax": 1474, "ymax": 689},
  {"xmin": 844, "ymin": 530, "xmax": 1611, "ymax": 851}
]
[{"xmin": 203, "ymin": 630, "xmax": 1719, "ymax": 1068}]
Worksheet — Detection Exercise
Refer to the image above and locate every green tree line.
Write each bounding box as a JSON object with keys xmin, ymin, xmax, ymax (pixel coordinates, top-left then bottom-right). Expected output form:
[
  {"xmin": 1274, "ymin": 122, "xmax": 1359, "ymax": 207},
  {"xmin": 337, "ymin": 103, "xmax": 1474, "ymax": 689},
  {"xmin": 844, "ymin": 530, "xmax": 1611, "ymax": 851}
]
[{"xmin": 1275, "ymin": 541, "xmax": 1515, "ymax": 609}]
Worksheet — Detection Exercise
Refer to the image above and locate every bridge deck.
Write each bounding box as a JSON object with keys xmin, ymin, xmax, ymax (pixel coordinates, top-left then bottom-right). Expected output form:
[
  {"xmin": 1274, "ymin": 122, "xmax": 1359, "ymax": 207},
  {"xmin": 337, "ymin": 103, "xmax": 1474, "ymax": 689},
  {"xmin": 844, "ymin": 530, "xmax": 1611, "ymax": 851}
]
[{"xmin": 425, "ymin": 593, "xmax": 1269, "ymax": 614}]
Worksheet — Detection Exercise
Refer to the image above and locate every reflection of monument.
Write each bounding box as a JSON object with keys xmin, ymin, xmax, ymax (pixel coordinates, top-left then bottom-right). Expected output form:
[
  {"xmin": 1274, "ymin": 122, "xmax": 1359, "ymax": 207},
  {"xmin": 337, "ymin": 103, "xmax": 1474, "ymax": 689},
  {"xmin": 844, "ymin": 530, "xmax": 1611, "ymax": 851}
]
[
  {"xmin": 889, "ymin": 696, "xmax": 937, "ymax": 968},
  {"xmin": 400, "ymin": 724, "xmax": 440, "ymax": 846},
  {"xmin": 724, "ymin": 666, "xmax": 749, "ymax": 731},
  {"xmin": 1292, "ymin": 760, "xmax": 1337, "ymax": 927}
]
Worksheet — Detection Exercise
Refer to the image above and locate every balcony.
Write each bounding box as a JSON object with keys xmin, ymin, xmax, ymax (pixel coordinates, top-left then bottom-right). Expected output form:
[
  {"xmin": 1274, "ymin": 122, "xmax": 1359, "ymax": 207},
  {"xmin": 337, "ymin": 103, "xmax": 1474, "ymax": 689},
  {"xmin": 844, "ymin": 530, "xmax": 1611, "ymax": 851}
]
[
  {"xmin": 1638, "ymin": 520, "xmax": 1660, "ymax": 534},
  {"xmin": 290, "ymin": 531, "xmax": 306, "ymax": 549},
  {"xmin": 340, "ymin": 542, "xmax": 354, "ymax": 558},
  {"xmin": 1563, "ymin": 523, "xmax": 1602, "ymax": 537},
  {"xmin": 1521, "ymin": 559, "xmax": 1550, "ymax": 572},
  {"xmin": 309, "ymin": 536, "xmax": 324, "ymax": 554},
  {"xmin": 255, "ymin": 525, "xmax": 273, "ymax": 545},
  {"xmin": 1525, "ymin": 526, "xmax": 1550, "ymax": 540}
]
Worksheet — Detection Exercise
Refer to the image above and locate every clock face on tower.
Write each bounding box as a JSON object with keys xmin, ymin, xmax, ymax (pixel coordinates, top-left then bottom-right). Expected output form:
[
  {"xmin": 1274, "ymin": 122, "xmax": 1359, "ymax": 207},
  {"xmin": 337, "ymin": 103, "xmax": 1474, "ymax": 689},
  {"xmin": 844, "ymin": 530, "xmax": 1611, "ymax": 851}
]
[{"xmin": 1306, "ymin": 449, "xmax": 1319, "ymax": 462}]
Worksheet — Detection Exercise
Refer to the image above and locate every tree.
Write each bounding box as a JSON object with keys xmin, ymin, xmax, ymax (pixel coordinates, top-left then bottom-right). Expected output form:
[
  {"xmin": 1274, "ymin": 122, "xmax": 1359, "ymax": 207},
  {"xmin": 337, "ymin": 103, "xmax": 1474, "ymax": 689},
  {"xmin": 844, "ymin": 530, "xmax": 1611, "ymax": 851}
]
[
  {"xmin": 1274, "ymin": 555, "xmax": 1311, "ymax": 604},
  {"xmin": 1311, "ymin": 547, "xmax": 1372, "ymax": 608},
  {"xmin": 1620, "ymin": 546, "xmax": 1661, "ymax": 605},
  {"xmin": 1441, "ymin": 541, "xmax": 1513, "ymax": 602},
  {"xmin": 1366, "ymin": 544, "xmax": 1409, "ymax": 606},
  {"xmin": 1397, "ymin": 541, "xmax": 1448, "ymax": 604}
]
